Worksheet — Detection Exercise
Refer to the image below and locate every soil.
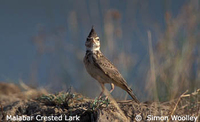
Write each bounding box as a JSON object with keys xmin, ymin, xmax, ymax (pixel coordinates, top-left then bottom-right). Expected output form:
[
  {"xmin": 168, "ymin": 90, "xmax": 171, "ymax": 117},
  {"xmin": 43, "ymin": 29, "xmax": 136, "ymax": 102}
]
[{"xmin": 0, "ymin": 83, "xmax": 199, "ymax": 122}]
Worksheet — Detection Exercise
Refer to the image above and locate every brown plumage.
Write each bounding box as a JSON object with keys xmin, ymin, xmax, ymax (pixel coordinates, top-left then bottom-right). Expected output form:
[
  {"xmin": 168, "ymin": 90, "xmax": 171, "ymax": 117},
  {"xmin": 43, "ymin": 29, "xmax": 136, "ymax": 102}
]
[{"xmin": 84, "ymin": 27, "xmax": 139, "ymax": 103}]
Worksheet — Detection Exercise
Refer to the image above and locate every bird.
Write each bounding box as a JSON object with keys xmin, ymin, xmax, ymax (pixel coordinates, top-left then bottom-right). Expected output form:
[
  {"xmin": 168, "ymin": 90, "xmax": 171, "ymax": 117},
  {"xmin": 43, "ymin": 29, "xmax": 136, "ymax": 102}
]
[{"xmin": 83, "ymin": 26, "xmax": 139, "ymax": 103}]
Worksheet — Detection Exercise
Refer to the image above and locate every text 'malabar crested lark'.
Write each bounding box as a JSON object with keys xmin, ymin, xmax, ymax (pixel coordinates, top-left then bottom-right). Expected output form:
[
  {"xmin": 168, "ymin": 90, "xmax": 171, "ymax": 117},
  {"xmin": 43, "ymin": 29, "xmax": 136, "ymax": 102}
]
[{"xmin": 84, "ymin": 26, "xmax": 139, "ymax": 103}]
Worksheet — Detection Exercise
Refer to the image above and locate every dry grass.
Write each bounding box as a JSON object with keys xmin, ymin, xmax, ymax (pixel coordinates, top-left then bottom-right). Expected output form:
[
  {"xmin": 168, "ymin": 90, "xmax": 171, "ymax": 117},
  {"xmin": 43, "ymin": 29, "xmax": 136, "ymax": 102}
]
[
  {"xmin": 146, "ymin": 1, "xmax": 200, "ymax": 101},
  {"xmin": 168, "ymin": 89, "xmax": 200, "ymax": 121}
]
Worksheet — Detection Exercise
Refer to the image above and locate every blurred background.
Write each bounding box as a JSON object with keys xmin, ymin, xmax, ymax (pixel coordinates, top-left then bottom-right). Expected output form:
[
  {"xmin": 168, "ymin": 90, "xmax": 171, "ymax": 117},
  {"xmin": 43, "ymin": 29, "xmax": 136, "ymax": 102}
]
[{"xmin": 0, "ymin": 0, "xmax": 199, "ymax": 102}]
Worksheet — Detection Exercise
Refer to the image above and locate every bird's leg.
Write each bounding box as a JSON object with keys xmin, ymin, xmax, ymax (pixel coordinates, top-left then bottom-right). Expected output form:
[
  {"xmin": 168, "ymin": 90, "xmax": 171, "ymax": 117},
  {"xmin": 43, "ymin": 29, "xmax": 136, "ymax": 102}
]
[
  {"xmin": 109, "ymin": 83, "xmax": 115, "ymax": 93},
  {"xmin": 105, "ymin": 83, "xmax": 115, "ymax": 100},
  {"xmin": 98, "ymin": 83, "xmax": 105, "ymax": 99}
]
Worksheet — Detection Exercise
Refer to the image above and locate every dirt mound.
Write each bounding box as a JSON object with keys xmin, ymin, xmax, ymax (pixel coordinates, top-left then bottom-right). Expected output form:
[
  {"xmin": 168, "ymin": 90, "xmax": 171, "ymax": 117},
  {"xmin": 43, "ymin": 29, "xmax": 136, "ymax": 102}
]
[{"xmin": 0, "ymin": 83, "xmax": 199, "ymax": 122}]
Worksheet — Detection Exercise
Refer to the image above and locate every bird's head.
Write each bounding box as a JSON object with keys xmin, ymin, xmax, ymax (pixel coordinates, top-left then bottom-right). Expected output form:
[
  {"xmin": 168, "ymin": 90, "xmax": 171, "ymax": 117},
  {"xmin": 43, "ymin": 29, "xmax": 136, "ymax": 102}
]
[{"xmin": 85, "ymin": 26, "xmax": 100, "ymax": 52}]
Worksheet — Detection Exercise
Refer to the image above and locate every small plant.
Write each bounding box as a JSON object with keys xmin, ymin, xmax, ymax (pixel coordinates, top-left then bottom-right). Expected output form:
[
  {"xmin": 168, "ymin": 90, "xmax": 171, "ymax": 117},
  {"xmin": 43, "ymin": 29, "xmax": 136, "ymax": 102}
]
[
  {"xmin": 90, "ymin": 97, "xmax": 110, "ymax": 111},
  {"xmin": 38, "ymin": 92, "xmax": 74, "ymax": 106},
  {"xmin": 37, "ymin": 87, "xmax": 75, "ymax": 107}
]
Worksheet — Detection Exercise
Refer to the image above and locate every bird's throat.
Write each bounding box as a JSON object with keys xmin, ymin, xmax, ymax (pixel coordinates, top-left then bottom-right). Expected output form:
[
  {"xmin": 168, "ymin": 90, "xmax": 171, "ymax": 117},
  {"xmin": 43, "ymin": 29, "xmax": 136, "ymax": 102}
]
[{"xmin": 86, "ymin": 46, "xmax": 100, "ymax": 52}]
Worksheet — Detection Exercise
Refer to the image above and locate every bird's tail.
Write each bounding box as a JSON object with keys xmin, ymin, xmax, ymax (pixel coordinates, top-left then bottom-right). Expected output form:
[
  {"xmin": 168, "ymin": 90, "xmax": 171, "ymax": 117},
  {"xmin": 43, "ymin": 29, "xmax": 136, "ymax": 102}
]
[
  {"xmin": 127, "ymin": 90, "xmax": 140, "ymax": 103},
  {"xmin": 119, "ymin": 82, "xmax": 140, "ymax": 103},
  {"xmin": 122, "ymin": 84, "xmax": 140, "ymax": 103}
]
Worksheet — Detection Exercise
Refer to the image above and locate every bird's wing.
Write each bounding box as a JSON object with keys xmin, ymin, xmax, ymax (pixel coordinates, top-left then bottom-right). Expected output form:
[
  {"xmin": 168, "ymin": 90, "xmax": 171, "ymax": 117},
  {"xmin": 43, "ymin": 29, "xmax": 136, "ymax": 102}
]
[
  {"xmin": 92, "ymin": 53, "xmax": 129, "ymax": 87},
  {"xmin": 92, "ymin": 53, "xmax": 140, "ymax": 103}
]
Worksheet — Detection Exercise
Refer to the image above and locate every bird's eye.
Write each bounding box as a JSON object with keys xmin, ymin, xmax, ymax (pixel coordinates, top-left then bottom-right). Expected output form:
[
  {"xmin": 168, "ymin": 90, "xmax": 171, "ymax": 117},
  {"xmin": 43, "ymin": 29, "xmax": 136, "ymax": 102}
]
[{"xmin": 96, "ymin": 37, "xmax": 100, "ymax": 41}]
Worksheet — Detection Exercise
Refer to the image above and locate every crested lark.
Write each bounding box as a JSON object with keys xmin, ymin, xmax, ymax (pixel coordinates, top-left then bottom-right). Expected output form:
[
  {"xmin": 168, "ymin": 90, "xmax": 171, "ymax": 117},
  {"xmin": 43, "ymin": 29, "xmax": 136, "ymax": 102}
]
[{"xmin": 84, "ymin": 26, "xmax": 139, "ymax": 103}]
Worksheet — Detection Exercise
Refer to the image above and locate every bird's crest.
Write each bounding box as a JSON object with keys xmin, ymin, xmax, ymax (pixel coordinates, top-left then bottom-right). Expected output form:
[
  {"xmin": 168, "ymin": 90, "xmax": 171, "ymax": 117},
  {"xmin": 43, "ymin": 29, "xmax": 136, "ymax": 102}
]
[{"xmin": 88, "ymin": 26, "xmax": 97, "ymax": 38}]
